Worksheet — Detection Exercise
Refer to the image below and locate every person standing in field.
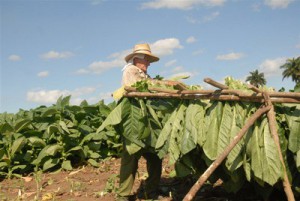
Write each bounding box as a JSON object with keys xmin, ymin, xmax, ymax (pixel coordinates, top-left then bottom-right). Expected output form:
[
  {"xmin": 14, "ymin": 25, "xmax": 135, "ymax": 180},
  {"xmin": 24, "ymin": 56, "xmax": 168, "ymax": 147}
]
[{"xmin": 116, "ymin": 43, "xmax": 162, "ymax": 201}]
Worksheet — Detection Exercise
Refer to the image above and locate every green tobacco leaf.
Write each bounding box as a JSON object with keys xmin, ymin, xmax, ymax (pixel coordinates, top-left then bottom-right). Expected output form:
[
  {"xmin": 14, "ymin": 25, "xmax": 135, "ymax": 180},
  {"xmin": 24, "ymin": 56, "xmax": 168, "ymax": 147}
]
[
  {"xmin": 67, "ymin": 146, "xmax": 84, "ymax": 153},
  {"xmin": 62, "ymin": 160, "xmax": 73, "ymax": 171},
  {"xmin": 79, "ymin": 124, "xmax": 93, "ymax": 133},
  {"xmin": 59, "ymin": 121, "xmax": 70, "ymax": 134},
  {"xmin": 87, "ymin": 159, "xmax": 99, "ymax": 167},
  {"xmin": 243, "ymin": 154, "xmax": 251, "ymax": 182},
  {"xmin": 56, "ymin": 95, "xmax": 71, "ymax": 108},
  {"xmin": 137, "ymin": 99, "xmax": 151, "ymax": 139},
  {"xmin": 250, "ymin": 119, "xmax": 282, "ymax": 186},
  {"xmin": 124, "ymin": 138, "xmax": 141, "ymax": 154},
  {"xmin": 181, "ymin": 101, "xmax": 204, "ymax": 155},
  {"xmin": 47, "ymin": 125, "xmax": 59, "ymax": 136},
  {"xmin": 122, "ymin": 99, "xmax": 146, "ymax": 153},
  {"xmin": 28, "ymin": 137, "xmax": 46, "ymax": 147},
  {"xmin": 43, "ymin": 158, "xmax": 60, "ymax": 171},
  {"xmin": 168, "ymin": 103, "xmax": 187, "ymax": 164},
  {"xmin": 45, "ymin": 144, "xmax": 63, "ymax": 156},
  {"xmin": 217, "ymin": 103, "xmax": 234, "ymax": 156},
  {"xmin": 11, "ymin": 164, "xmax": 27, "ymax": 172},
  {"xmin": 23, "ymin": 151, "xmax": 32, "ymax": 162},
  {"xmin": 10, "ymin": 136, "xmax": 27, "ymax": 157},
  {"xmin": 196, "ymin": 101, "xmax": 207, "ymax": 147},
  {"xmin": 0, "ymin": 162, "xmax": 8, "ymax": 168},
  {"xmin": 203, "ymin": 101, "xmax": 223, "ymax": 160},
  {"xmin": 146, "ymin": 104, "xmax": 162, "ymax": 128},
  {"xmin": 88, "ymin": 150, "xmax": 101, "ymax": 159},
  {"xmin": 41, "ymin": 108, "xmax": 58, "ymax": 117},
  {"xmin": 249, "ymin": 121, "xmax": 263, "ymax": 181},
  {"xmin": 33, "ymin": 144, "xmax": 63, "ymax": 165},
  {"xmin": 285, "ymin": 104, "xmax": 300, "ymax": 153},
  {"xmin": 97, "ymin": 98, "xmax": 129, "ymax": 133},
  {"xmin": 15, "ymin": 119, "xmax": 31, "ymax": 133},
  {"xmin": 226, "ymin": 103, "xmax": 248, "ymax": 171},
  {"xmin": 0, "ymin": 122, "xmax": 14, "ymax": 133},
  {"xmin": 0, "ymin": 149, "xmax": 5, "ymax": 160},
  {"xmin": 155, "ymin": 110, "xmax": 178, "ymax": 158},
  {"xmin": 98, "ymin": 100, "xmax": 113, "ymax": 117},
  {"xmin": 81, "ymin": 132, "xmax": 103, "ymax": 145},
  {"xmin": 261, "ymin": 119, "xmax": 282, "ymax": 185},
  {"xmin": 80, "ymin": 100, "xmax": 89, "ymax": 107}
]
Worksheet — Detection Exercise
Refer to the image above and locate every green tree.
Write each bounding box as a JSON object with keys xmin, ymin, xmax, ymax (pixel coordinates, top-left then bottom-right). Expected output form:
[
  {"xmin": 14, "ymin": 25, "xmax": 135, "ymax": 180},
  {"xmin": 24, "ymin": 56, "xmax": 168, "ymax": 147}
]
[
  {"xmin": 245, "ymin": 69, "xmax": 267, "ymax": 88},
  {"xmin": 280, "ymin": 56, "xmax": 300, "ymax": 84}
]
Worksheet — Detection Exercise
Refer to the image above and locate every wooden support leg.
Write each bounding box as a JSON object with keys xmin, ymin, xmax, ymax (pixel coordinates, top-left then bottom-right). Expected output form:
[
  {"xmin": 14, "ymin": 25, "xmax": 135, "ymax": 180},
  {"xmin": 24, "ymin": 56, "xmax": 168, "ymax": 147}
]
[{"xmin": 263, "ymin": 93, "xmax": 295, "ymax": 201}]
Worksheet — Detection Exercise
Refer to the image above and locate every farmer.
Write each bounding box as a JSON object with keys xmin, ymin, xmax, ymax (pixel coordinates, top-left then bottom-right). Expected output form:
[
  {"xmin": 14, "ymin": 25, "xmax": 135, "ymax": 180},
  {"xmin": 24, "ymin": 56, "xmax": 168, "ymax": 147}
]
[{"xmin": 116, "ymin": 43, "xmax": 162, "ymax": 201}]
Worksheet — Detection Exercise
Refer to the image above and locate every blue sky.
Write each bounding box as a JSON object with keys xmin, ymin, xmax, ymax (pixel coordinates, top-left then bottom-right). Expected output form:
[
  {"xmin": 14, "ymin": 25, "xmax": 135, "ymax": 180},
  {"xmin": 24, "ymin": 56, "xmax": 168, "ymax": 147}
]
[{"xmin": 1, "ymin": 0, "xmax": 300, "ymax": 113}]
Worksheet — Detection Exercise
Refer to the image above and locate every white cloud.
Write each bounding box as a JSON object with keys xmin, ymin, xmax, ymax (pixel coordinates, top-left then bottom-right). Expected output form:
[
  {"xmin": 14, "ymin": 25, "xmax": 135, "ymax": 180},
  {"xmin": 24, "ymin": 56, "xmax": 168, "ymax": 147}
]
[
  {"xmin": 75, "ymin": 68, "xmax": 90, "ymax": 74},
  {"xmin": 192, "ymin": 49, "xmax": 204, "ymax": 56},
  {"xmin": 26, "ymin": 87, "xmax": 96, "ymax": 104},
  {"xmin": 75, "ymin": 52, "xmax": 124, "ymax": 74},
  {"xmin": 37, "ymin": 71, "xmax": 49, "ymax": 77},
  {"xmin": 151, "ymin": 38, "xmax": 183, "ymax": 57},
  {"xmin": 77, "ymin": 38, "xmax": 182, "ymax": 74},
  {"xmin": 202, "ymin": 11, "xmax": 220, "ymax": 22},
  {"xmin": 165, "ymin": 59, "xmax": 177, "ymax": 67},
  {"xmin": 186, "ymin": 36, "xmax": 197, "ymax": 44},
  {"xmin": 41, "ymin": 51, "xmax": 74, "ymax": 60},
  {"xmin": 216, "ymin": 52, "xmax": 244, "ymax": 60},
  {"xmin": 27, "ymin": 89, "xmax": 70, "ymax": 104},
  {"xmin": 186, "ymin": 11, "xmax": 220, "ymax": 24},
  {"xmin": 259, "ymin": 57, "xmax": 287, "ymax": 77},
  {"xmin": 264, "ymin": 0, "xmax": 294, "ymax": 9},
  {"xmin": 172, "ymin": 66, "xmax": 184, "ymax": 72},
  {"xmin": 87, "ymin": 59, "xmax": 124, "ymax": 74},
  {"xmin": 8, "ymin": 54, "xmax": 21, "ymax": 61},
  {"xmin": 72, "ymin": 87, "xmax": 96, "ymax": 97},
  {"xmin": 141, "ymin": 0, "xmax": 225, "ymax": 10}
]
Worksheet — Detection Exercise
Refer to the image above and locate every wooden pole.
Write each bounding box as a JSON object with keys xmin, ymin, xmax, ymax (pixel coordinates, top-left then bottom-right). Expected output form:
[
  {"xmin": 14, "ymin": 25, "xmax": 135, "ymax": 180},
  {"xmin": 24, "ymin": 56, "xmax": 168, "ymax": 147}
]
[
  {"xmin": 183, "ymin": 105, "xmax": 272, "ymax": 201},
  {"xmin": 124, "ymin": 86, "xmax": 300, "ymax": 99},
  {"xmin": 263, "ymin": 93, "xmax": 295, "ymax": 201},
  {"xmin": 124, "ymin": 92, "xmax": 300, "ymax": 104},
  {"xmin": 204, "ymin": 78, "xmax": 229, "ymax": 89}
]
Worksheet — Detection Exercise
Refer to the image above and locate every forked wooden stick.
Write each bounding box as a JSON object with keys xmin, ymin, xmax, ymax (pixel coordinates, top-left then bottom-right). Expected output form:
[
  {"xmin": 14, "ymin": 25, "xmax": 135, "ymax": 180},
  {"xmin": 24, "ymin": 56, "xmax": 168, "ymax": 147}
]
[{"xmin": 183, "ymin": 105, "xmax": 272, "ymax": 201}]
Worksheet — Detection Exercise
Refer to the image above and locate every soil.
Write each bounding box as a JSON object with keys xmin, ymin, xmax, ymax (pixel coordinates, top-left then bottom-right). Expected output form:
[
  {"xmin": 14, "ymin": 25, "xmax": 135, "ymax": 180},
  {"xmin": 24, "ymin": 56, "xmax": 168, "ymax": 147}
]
[{"xmin": 0, "ymin": 157, "xmax": 289, "ymax": 201}]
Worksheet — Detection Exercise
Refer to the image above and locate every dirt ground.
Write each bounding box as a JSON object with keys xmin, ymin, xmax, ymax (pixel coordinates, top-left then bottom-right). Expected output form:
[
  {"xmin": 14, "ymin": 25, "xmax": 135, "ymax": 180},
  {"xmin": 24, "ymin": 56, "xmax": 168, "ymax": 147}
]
[{"xmin": 0, "ymin": 157, "xmax": 289, "ymax": 201}]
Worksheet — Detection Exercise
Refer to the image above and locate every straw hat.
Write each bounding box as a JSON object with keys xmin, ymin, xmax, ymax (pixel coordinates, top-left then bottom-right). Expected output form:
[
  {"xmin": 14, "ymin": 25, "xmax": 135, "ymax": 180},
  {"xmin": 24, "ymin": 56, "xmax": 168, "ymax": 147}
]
[{"xmin": 125, "ymin": 43, "xmax": 159, "ymax": 63}]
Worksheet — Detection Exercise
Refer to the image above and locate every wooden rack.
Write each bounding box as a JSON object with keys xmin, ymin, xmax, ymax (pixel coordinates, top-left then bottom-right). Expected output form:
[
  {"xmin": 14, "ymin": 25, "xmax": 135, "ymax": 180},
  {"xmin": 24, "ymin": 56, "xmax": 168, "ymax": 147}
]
[
  {"xmin": 124, "ymin": 78, "xmax": 300, "ymax": 104},
  {"xmin": 123, "ymin": 78, "xmax": 299, "ymax": 201}
]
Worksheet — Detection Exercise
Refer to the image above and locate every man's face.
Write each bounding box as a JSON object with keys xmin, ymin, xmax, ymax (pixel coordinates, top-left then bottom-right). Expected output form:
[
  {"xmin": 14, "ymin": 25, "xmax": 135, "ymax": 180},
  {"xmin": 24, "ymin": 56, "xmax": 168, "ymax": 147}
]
[{"xmin": 134, "ymin": 57, "xmax": 150, "ymax": 73}]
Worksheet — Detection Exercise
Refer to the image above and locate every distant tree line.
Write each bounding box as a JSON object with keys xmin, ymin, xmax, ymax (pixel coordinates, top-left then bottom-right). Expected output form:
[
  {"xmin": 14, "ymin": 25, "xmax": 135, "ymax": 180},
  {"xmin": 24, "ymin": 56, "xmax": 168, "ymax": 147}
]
[{"xmin": 246, "ymin": 56, "xmax": 300, "ymax": 91}]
